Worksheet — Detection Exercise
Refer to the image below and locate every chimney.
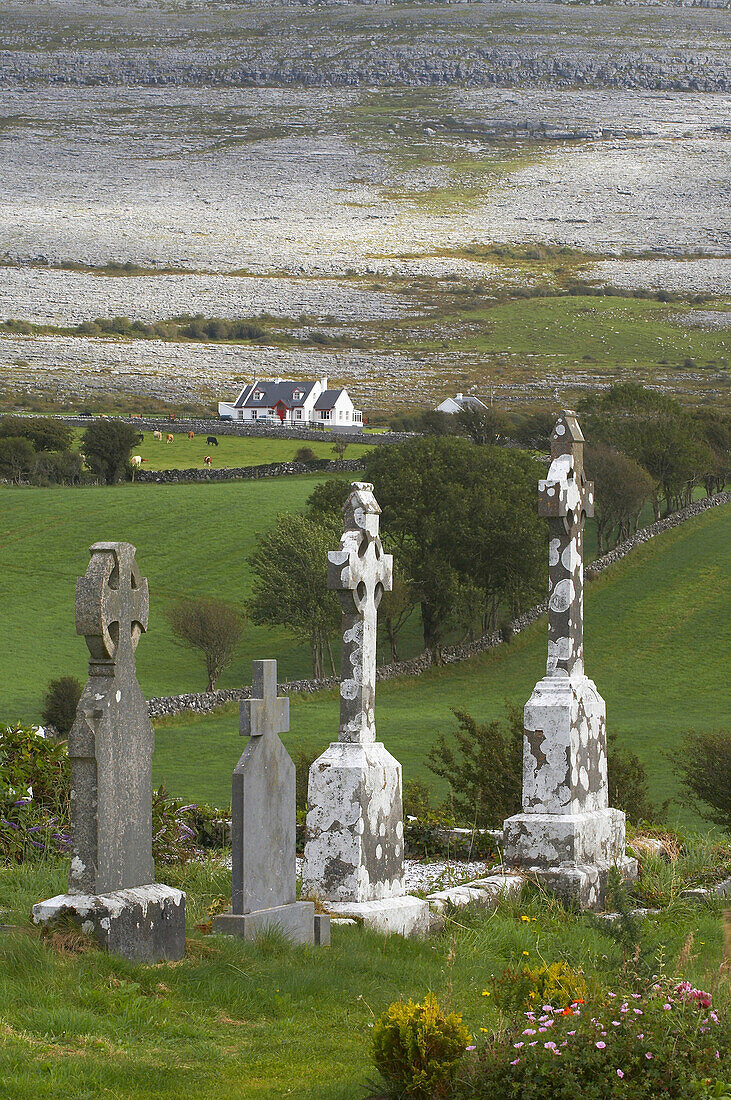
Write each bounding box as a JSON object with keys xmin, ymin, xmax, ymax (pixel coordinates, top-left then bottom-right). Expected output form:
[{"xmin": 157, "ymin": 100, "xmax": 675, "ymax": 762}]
[
  {"xmin": 456, "ymin": 392, "xmax": 463, "ymax": 400},
  {"xmin": 320, "ymin": 375, "xmax": 328, "ymax": 391}
]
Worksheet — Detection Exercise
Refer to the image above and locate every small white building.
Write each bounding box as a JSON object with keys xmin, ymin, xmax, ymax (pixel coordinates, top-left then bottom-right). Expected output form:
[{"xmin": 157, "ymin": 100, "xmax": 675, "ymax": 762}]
[
  {"xmin": 435, "ymin": 392, "xmax": 490, "ymax": 415},
  {"xmin": 218, "ymin": 376, "xmax": 363, "ymax": 432}
]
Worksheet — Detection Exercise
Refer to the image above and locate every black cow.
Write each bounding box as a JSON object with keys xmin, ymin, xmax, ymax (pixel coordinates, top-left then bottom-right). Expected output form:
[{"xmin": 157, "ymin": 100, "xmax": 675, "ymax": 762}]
[{"xmin": 206, "ymin": 436, "xmax": 219, "ymax": 446}]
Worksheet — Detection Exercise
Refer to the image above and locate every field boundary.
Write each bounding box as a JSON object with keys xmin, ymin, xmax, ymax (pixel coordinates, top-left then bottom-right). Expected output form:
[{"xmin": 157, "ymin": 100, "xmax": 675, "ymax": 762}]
[
  {"xmin": 148, "ymin": 489, "xmax": 730, "ymax": 720},
  {"xmin": 135, "ymin": 457, "xmax": 364, "ymax": 483}
]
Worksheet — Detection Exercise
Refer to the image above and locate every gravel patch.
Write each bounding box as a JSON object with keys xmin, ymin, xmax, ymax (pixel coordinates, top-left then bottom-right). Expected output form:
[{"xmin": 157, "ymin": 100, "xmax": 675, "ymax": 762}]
[{"xmin": 590, "ymin": 259, "xmax": 731, "ymax": 297}]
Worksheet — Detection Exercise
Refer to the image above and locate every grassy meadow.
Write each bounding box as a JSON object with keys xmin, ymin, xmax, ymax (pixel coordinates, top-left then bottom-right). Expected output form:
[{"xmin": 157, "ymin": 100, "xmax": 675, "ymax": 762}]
[
  {"xmin": 0, "ymin": 855, "xmax": 727, "ymax": 1100},
  {"xmin": 72, "ymin": 429, "xmax": 372, "ymax": 472},
  {"xmin": 152, "ymin": 503, "xmax": 730, "ymax": 828}
]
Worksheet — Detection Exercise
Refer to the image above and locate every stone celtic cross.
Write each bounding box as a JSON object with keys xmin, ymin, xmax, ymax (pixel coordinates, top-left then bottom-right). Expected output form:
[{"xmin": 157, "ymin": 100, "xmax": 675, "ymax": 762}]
[
  {"xmin": 328, "ymin": 483, "xmax": 393, "ymax": 744},
  {"xmin": 232, "ymin": 660, "xmax": 294, "ymax": 915},
  {"xmin": 539, "ymin": 411, "xmax": 594, "ymax": 678},
  {"xmin": 69, "ymin": 542, "xmax": 154, "ymax": 895},
  {"xmin": 75, "ymin": 541, "xmax": 149, "ymax": 674}
]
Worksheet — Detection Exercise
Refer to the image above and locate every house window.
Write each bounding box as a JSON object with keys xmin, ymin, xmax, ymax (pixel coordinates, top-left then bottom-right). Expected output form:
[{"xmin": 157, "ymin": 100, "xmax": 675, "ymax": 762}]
[
  {"xmin": 295, "ymin": 410, "xmax": 302, "ymax": 419},
  {"xmin": 253, "ymin": 390, "xmax": 264, "ymax": 400},
  {"xmin": 320, "ymin": 410, "xmax": 331, "ymax": 420},
  {"xmin": 293, "ymin": 390, "xmax": 304, "ymax": 400}
]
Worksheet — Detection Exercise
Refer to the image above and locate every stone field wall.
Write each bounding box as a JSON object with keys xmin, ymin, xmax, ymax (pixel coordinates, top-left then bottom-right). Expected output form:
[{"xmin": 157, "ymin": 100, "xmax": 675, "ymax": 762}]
[
  {"xmin": 61, "ymin": 416, "xmax": 411, "ymax": 447},
  {"xmin": 135, "ymin": 458, "xmax": 364, "ymax": 484},
  {"xmin": 147, "ymin": 490, "xmax": 730, "ymax": 720}
]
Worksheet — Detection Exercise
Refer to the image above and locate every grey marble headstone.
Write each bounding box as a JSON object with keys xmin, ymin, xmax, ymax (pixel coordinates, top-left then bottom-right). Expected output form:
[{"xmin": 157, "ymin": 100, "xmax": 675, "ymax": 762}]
[
  {"xmin": 32, "ymin": 542, "xmax": 185, "ymax": 960},
  {"xmin": 302, "ymin": 484, "xmax": 429, "ymax": 934},
  {"xmin": 503, "ymin": 414, "xmax": 637, "ymax": 909},
  {"xmin": 213, "ymin": 660, "xmax": 324, "ymax": 945}
]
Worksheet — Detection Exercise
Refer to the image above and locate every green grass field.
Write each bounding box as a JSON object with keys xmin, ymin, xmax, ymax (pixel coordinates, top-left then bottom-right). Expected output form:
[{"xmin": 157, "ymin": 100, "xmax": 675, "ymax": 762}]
[
  {"xmin": 152, "ymin": 505, "xmax": 731, "ymax": 826},
  {"xmin": 0, "ymin": 476, "xmax": 353, "ymax": 721},
  {"xmin": 0, "ymin": 857, "xmax": 726, "ymax": 1100},
  {"xmin": 72, "ymin": 429, "xmax": 372, "ymax": 472}
]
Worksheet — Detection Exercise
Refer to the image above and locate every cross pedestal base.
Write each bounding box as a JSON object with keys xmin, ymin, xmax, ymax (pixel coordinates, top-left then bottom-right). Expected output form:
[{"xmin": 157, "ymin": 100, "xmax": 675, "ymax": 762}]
[
  {"xmin": 325, "ymin": 896, "xmax": 431, "ymax": 938},
  {"xmin": 32, "ymin": 884, "xmax": 186, "ymax": 961},
  {"xmin": 303, "ymin": 741, "xmax": 405, "ymax": 904},
  {"xmin": 212, "ymin": 902, "xmax": 329, "ymax": 946},
  {"xmin": 503, "ymin": 808, "xmax": 638, "ymax": 909}
]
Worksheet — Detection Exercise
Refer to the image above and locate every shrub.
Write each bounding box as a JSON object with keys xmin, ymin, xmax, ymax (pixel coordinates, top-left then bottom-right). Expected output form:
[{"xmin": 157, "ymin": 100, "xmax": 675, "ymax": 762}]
[
  {"xmin": 294, "ymin": 446, "xmax": 317, "ymax": 463},
  {"xmin": 492, "ymin": 960, "xmax": 587, "ymax": 1014},
  {"xmin": 373, "ymin": 993, "xmax": 471, "ymax": 1099},
  {"xmin": 0, "ymin": 724, "xmax": 70, "ymax": 862},
  {"xmin": 41, "ymin": 676, "xmax": 83, "ymax": 736},
  {"xmin": 403, "ymin": 778, "xmax": 432, "ymax": 819},
  {"xmin": 151, "ymin": 785, "xmax": 199, "ymax": 865},
  {"xmin": 672, "ymin": 729, "xmax": 731, "ymax": 831},
  {"xmin": 458, "ymin": 976, "xmax": 729, "ymax": 1100}
]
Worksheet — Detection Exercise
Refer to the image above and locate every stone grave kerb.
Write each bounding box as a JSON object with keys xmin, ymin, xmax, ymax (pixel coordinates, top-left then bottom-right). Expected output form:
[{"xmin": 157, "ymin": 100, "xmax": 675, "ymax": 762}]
[{"xmin": 232, "ymin": 660, "xmax": 294, "ymax": 915}]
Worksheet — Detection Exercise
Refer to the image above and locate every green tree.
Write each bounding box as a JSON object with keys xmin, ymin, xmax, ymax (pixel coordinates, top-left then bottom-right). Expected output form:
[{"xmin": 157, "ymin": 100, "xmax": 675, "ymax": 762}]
[
  {"xmin": 82, "ymin": 421, "xmax": 143, "ymax": 484},
  {"xmin": 306, "ymin": 477, "xmax": 352, "ymax": 521},
  {"xmin": 0, "ymin": 416, "xmax": 72, "ymax": 452},
  {"xmin": 585, "ymin": 443, "xmax": 656, "ymax": 553},
  {"xmin": 0, "ymin": 436, "xmax": 35, "ymax": 484},
  {"xmin": 378, "ymin": 565, "xmax": 416, "ymax": 662},
  {"xmin": 166, "ymin": 597, "xmax": 245, "ymax": 692},
  {"xmin": 365, "ymin": 437, "xmax": 546, "ymax": 656},
  {"xmin": 248, "ymin": 513, "xmax": 341, "ymax": 679},
  {"xmin": 41, "ymin": 676, "xmax": 83, "ymax": 737},
  {"xmin": 456, "ymin": 405, "xmax": 509, "ymax": 446},
  {"xmin": 693, "ymin": 408, "xmax": 730, "ymax": 496}
]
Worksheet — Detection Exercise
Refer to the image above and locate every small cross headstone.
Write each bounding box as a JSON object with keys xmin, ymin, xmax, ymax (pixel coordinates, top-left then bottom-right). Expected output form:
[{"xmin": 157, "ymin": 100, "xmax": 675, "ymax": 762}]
[
  {"xmin": 328, "ymin": 483, "xmax": 393, "ymax": 744},
  {"xmin": 33, "ymin": 542, "xmax": 185, "ymax": 960},
  {"xmin": 302, "ymin": 484, "xmax": 430, "ymax": 935},
  {"xmin": 503, "ymin": 414, "xmax": 636, "ymax": 909},
  {"xmin": 214, "ymin": 660, "xmax": 326, "ymax": 944}
]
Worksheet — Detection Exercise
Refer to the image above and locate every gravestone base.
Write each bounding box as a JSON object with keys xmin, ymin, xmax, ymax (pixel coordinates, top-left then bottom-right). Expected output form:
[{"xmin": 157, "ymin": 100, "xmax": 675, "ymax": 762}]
[
  {"xmin": 212, "ymin": 901, "xmax": 328, "ymax": 945},
  {"xmin": 32, "ymin": 884, "xmax": 186, "ymax": 961},
  {"xmin": 324, "ymin": 896, "xmax": 431, "ymax": 938},
  {"xmin": 503, "ymin": 808, "xmax": 638, "ymax": 909},
  {"xmin": 303, "ymin": 741, "xmax": 405, "ymax": 904}
]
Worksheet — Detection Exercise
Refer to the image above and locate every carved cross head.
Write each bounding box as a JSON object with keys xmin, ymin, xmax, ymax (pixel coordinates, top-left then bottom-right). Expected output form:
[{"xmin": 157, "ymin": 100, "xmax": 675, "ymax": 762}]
[
  {"xmin": 538, "ymin": 412, "xmax": 594, "ymax": 531},
  {"xmin": 75, "ymin": 542, "xmax": 149, "ymax": 669},
  {"xmin": 328, "ymin": 483, "xmax": 393, "ymax": 616},
  {"xmin": 240, "ymin": 659, "xmax": 289, "ymax": 740}
]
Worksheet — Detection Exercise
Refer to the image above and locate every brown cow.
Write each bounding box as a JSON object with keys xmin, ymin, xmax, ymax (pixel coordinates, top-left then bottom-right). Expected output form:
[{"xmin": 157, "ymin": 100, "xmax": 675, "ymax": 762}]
[
  {"xmin": 203, "ymin": 455, "xmax": 212, "ymax": 467},
  {"xmin": 166, "ymin": 433, "xmax": 174, "ymax": 443},
  {"xmin": 188, "ymin": 430, "xmax": 195, "ymax": 439}
]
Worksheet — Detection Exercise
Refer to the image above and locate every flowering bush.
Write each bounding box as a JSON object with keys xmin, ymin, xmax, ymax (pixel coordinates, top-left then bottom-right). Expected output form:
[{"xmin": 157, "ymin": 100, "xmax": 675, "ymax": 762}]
[
  {"xmin": 0, "ymin": 724, "xmax": 70, "ymax": 862},
  {"xmin": 492, "ymin": 959, "xmax": 587, "ymax": 1014},
  {"xmin": 459, "ymin": 976, "xmax": 729, "ymax": 1099},
  {"xmin": 151, "ymin": 785, "xmax": 199, "ymax": 865},
  {"xmin": 373, "ymin": 993, "xmax": 471, "ymax": 1099}
]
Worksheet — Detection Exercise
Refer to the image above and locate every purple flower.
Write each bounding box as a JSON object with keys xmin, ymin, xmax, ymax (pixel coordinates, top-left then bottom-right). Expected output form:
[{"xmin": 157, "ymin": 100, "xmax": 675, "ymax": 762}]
[
  {"xmin": 633, "ymin": 1009, "xmax": 643, "ymax": 1015},
  {"xmin": 510, "ymin": 1058, "xmax": 520, "ymax": 1066},
  {"xmin": 645, "ymin": 1053, "xmax": 653, "ymax": 1060},
  {"xmin": 617, "ymin": 1069, "xmax": 625, "ymax": 1079},
  {"xmin": 465, "ymin": 1045, "xmax": 476, "ymax": 1052},
  {"xmin": 663, "ymin": 1003, "xmax": 672, "ymax": 1011},
  {"xmin": 523, "ymin": 1029, "xmax": 536, "ymax": 1035},
  {"xmin": 596, "ymin": 1041, "xmax": 606, "ymax": 1049},
  {"xmin": 544, "ymin": 1041, "xmax": 556, "ymax": 1050},
  {"xmin": 513, "ymin": 1042, "xmax": 524, "ymax": 1049}
]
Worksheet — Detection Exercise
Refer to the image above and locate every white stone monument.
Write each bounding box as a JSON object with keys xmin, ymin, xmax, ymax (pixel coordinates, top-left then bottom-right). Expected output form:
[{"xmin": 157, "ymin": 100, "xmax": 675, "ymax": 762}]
[
  {"xmin": 503, "ymin": 413, "xmax": 637, "ymax": 908},
  {"xmin": 302, "ymin": 483, "xmax": 429, "ymax": 936}
]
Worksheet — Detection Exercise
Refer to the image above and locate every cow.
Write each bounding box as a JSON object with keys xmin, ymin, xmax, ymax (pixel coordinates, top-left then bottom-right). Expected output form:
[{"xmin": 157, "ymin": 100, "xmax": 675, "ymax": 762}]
[
  {"xmin": 188, "ymin": 430, "xmax": 195, "ymax": 439},
  {"xmin": 204, "ymin": 455, "xmax": 212, "ymax": 467},
  {"xmin": 130, "ymin": 455, "xmax": 143, "ymax": 467},
  {"xmin": 153, "ymin": 430, "xmax": 162, "ymax": 441},
  {"xmin": 166, "ymin": 433, "xmax": 174, "ymax": 443},
  {"xmin": 206, "ymin": 436, "xmax": 219, "ymax": 446}
]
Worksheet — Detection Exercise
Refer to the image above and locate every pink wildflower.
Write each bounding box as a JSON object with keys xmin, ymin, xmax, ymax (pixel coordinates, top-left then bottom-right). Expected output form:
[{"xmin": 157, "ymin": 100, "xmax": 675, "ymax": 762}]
[
  {"xmin": 596, "ymin": 1041, "xmax": 606, "ymax": 1049},
  {"xmin": 510, "ymin": 1058, "xmax": 520, "ymax": 1066},
  {"xmin": 617, "ymin": 1069, "xmax": 624, "ymax": 1079},
  {"xmin": 514, "ymin": 1042, "xmax": 524, "ymax": 1049}
]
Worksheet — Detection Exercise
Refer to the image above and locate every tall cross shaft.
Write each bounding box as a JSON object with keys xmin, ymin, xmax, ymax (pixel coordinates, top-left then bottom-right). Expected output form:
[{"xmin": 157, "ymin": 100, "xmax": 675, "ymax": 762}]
[
  {"xmin": 539, "ymin": 411, "xmax": 594, "ymax": 678},
  {"xmin": 328, "ymin": 483, "xmax": 393, "ymax": 744}
]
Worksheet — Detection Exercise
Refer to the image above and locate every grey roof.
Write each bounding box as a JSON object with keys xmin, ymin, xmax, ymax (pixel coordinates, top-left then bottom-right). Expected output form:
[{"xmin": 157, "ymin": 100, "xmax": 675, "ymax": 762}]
[
  {"xmin": 314, "ymin": 389, "xmax": 344, "ymax": 411},
  {"xmin": 234, "ymin": 380, "xmax": 316, "ymax": 409},
  {"xmin": 455, "ymin": 394, "xmax": 489, "ymax": 411}
]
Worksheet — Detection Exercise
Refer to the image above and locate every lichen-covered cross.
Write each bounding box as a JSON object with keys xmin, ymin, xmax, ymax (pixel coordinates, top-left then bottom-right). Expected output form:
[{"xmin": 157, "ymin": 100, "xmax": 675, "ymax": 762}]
[
  {"xmin": 328, "ymin": 482, "xmax": 393, "ymax": 744},
  {"xmin": 239, "ymin": 660, "xmax": 289, "ymax": 741},
  {"xmin": 539, "ymin": 412, "xmax": 594, "ymax": 678},
  {"xmin": 75, "ymin": 542, "xmax": 149, "ymax": 672}
]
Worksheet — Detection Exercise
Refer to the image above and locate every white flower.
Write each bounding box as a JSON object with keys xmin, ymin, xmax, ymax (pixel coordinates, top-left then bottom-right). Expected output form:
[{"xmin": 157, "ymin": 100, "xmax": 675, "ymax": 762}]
[
  {"xmin": 33, "ymin": 726, "xmax": 46, "ymax": 739},
  {"xmin": 26, "ymin": 786, "xmax": 33, "ymax": 799}
]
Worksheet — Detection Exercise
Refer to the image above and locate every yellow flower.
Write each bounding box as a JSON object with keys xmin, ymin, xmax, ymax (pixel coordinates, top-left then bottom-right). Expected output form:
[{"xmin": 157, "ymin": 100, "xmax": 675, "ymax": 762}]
[
  {"xmin": 480, "ymin": 1027, "xmax": 489, "ymax": 1033},
  {"xmin": 522, "ymin": 951, "xmax": 530, "ymax": 956},
  {"xmin": 481, "ymin": 990, "xmax": 491, "ymax": 997},
  {"xmin": 520, "ymin": 915, "xmax": 530, "ymax": 922}
]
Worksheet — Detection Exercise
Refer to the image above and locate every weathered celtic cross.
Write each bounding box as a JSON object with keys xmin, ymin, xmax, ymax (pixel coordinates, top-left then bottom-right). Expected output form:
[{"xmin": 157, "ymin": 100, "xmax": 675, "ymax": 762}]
[
  {"xmin": 69, "ymin": 542, "xmax": 153, "ymax": 895},
  {"xmin": 540, "ymin": 411, "xmax": 594, "ymax": 679},
  {"xmin": 328, "ymin": 482, "xmax": 393, "ymax": 744}
]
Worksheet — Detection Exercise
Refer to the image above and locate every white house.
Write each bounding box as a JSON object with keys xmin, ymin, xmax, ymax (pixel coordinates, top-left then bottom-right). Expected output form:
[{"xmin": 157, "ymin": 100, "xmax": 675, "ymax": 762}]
[
  {"xmin": 435, "ymin": 392, "xmax": 490, "ymax": 415},
  {"xmin": 218, "ymin": 376, "xmax": 363, "ymax": 432}
]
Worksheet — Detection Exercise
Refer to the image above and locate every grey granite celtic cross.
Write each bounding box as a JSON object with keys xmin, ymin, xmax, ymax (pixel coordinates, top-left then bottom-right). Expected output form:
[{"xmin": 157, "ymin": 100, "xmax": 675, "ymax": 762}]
[
  {"xmin": 328, "ymin": 482, "xmax": 393, "ymax": 744},
  {"xmin": 69, "ymin": 542, "xmax": 153, "ymax": 895},
  {"xmin": 539, "ymin": 411, "xmax": 594, "ymax": 678},
  {"xmin": 33, "ymin": 540, "xmax": 186, "ymax": 961}
]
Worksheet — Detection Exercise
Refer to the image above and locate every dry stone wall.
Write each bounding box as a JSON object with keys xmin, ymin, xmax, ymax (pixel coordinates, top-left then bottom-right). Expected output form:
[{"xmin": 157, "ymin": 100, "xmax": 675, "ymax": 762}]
[
  {"xmin": 61, "ymin": 416, "xmax": 411, "ymax": 447},
  {"xmin": 135, "ymin": 458, "xmax": 364, "ymax": 484}
]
